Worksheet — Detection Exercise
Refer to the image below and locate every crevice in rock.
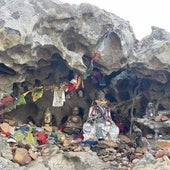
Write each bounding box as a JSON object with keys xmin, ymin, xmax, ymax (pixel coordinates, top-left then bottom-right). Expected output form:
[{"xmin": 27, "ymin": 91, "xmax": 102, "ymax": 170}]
[{"xmin": 0, "ymin": 63, "xmax": 16, "ymax": 75}]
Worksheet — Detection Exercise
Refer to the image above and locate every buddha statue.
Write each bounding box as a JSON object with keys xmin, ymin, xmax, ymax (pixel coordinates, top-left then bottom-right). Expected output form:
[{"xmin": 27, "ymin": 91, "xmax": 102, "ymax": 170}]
[
  {"xmin": 63, "ymin": 107, "xmax": 83, "ymax": 135},
  {"xmin": 42, "ymin": 107, "xmax": 53, "ymax": 132},
  {"xmin": 145, "ymin": 102, "xmax": 156, "ymax": 119}
]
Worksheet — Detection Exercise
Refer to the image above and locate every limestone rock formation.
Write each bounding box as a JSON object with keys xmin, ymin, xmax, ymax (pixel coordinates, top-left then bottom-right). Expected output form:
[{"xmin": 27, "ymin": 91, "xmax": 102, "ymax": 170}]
[
  {"xmin": 0, "ymin": 0, "xmax": 170, "ymax": 129},
  {"xmin": 0, "ymin": 1, "xmax": 170, "ymax": 169},
  {"xmin": 131, "ymin": 26, "xmax": 170, "ymax": 84},
  {"xmin": 0, "ymin": 0, "xmax": 135, "ymax": 99}
]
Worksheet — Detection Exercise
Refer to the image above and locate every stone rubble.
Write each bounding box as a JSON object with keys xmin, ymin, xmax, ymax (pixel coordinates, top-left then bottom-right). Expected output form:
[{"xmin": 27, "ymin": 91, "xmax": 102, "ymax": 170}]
[{"xmin": 0, "ymin": 118, "xmax": 170, "ymax": 170}]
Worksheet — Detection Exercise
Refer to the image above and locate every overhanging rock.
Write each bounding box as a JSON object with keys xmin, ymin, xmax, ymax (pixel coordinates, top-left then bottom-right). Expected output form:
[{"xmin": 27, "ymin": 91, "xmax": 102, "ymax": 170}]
[{"xmin": 0, "ymin": 0, "xmax": 135, "ymax": 98}]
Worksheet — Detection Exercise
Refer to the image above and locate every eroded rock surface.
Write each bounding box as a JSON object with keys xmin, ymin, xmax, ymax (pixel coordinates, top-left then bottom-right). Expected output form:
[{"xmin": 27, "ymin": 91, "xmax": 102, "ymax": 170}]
[
  {"xmin": 0, "ymin": 0, "xmax": 170, "ymax": 138},
  {"xmin": 0, "ymin": 0, "xmax": 135, "ymax": 99}
]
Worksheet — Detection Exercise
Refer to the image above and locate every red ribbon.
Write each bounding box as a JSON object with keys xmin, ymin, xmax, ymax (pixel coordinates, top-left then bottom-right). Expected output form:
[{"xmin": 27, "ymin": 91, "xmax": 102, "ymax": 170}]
[
  {"xmin": 0, "ymin": 96, "xmax": 14, "ymax": 104},
  {"xmin": 91, "ymin": 52, "xmax": 100, "ymax": 61}
]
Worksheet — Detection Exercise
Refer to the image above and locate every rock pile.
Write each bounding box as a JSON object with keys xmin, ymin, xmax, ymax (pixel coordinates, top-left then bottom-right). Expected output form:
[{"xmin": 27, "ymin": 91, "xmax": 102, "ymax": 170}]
[{"xmin": 0, "ymin": 118, "xmax": 170, "ymax": 170}]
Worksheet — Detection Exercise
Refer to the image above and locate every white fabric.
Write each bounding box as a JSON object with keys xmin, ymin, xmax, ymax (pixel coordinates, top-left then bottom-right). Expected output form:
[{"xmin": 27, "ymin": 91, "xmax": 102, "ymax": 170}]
[
  {"xmin": 52, "ymin": 89, "xmax": 65, "ymax": 107},
  {"xmin": 83, "ymin": 122, "xmax": 97, "ymax": 141},
  {"xmin": 83, "ymin": 104, "xmax": 119, "ymax": 141},
  {"xmin": 103, "ymin": 121, "xmax": 119, "ymax": 141},
  {"xmin": 83, "ymin": 121, "xmax": 119, "ymax": 142}
]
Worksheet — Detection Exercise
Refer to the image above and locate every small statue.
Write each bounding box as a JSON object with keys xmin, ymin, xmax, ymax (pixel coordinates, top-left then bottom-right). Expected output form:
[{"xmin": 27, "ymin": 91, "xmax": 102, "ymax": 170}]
[
  {"xmin": 63, "ymin": 107, "xmax": 83, "ymax": 135},
  {"xmin": 83, "ymin": 90, "xmax": 119, "ymax": 141},
  {"xmin": 145, "ymin": 102, "xmax": 156, "ymax": 119},
  {"xmin": 43, "ymin": 107, "xmax": 52, "ymax": 127}
]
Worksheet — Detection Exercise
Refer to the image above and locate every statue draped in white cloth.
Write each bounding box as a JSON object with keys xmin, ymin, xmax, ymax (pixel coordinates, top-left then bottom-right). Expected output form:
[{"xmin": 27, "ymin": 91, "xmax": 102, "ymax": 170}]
[{"xmin": 83, "ymin": 91, "xmax": 119, "ymax": 141}]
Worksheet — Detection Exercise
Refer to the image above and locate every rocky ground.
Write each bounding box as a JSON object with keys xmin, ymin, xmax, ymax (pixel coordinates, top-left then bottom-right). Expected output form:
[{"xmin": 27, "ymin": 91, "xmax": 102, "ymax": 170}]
[{"xmin": 0, "ymin": 116, "xmax": 170, "ymax": 170}]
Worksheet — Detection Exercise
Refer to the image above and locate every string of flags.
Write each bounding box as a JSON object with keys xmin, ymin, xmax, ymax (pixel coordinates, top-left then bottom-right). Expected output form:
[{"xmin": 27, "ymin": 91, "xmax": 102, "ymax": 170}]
[
  {"xmin": 0, "ymin": 29, "xmax": 112, "ymax": 110},
  {"xmin": 0, "ymin": 74, "xmax": 84, "ymax": 108},
  {"xmin": 83, "ymin": 29, "xmax": 112, "ymax": 80}
]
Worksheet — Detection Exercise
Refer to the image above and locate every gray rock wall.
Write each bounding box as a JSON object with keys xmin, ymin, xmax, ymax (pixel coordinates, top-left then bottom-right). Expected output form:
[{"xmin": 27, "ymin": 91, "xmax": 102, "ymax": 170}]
[{"xmin": 0, "ymin": 0, "xmax": 170, "ymax": 124}]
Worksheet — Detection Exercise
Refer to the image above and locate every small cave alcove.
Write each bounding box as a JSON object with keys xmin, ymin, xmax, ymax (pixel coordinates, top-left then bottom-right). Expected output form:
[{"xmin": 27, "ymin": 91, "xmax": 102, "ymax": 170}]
[{"xmin": 5, "ymin": 50, "xmax": 170, "ymax": 138}]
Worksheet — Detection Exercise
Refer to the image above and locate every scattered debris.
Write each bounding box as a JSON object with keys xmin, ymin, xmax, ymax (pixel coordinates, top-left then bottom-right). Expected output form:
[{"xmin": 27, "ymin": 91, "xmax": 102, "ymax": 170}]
[{"xmin": 0, "ymin": 115, "xmax": 169, "ymax": 169}]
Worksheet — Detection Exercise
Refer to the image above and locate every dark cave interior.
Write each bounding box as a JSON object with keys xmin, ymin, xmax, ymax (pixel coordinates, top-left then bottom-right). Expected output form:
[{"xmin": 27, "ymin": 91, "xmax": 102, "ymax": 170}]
[{"xmin": 0, "ymin": 51, "xmax": 169, "ymax": 136}]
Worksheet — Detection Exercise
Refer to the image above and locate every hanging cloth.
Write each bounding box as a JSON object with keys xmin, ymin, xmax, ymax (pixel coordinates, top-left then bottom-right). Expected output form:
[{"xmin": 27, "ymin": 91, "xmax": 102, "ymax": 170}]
[
  {"xmin": 1, "ymin": 96, "xmax": 14, "ymax": 104},
  {"xmin": 52, "ymin": 89, "xmax": 65, "ymax": 107},
  {"xmin": 16, "ymin": 94, "xmax": 26, "ymax": 105},
  {"xmin": 82, "ymin": 30, "xmax": 112, "ymax": 80},
  {"xmin": 95, "ymin": 29, "xmax": 112, "ymax": 54},
  {"xmin": 104, "ymin": 29, "xmax": 112, "ymax": 39},
  {"xmin": 83, "ymin": 61, "xmax": 94, "ymax": 80},
  {"xmin": 91, "ymin": 52, "xmax": 100, "ymax": 62},
  {"xmin": 32, "ymin": 87, "xmax": 43, "ymax": 102},
  {"xmin": 65, "ymin": 74, "xmax": 82, "ymax": 92},
  {"xmin": 15, "ymin": 90, "xmax": 31, "ymax": 106}
]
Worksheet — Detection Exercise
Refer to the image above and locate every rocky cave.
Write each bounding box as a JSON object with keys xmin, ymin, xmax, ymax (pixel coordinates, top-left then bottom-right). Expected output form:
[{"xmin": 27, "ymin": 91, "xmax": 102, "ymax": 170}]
[
  {"xmin": 0, "ymin": 0, "xmax": 170, "ymax": 169},
  {"xmin": 0, "ymin": 0, "xmax": 169, "ymax": 133}
]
